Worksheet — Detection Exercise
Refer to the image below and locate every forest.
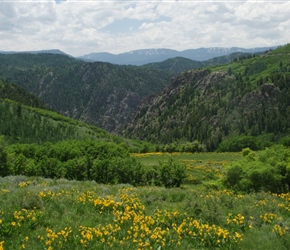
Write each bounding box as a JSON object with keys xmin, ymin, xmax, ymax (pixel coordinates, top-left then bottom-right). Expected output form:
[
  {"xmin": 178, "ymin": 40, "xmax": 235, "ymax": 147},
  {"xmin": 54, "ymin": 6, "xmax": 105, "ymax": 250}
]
[{"xmin": 122, "ymin": 45, "xmax": 290, "ymax": 151}]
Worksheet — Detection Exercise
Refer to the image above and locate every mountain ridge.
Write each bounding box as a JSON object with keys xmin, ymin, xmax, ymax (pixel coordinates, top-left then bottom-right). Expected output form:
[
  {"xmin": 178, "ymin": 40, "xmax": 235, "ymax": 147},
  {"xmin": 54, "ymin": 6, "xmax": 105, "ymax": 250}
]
[
  {"xmin": 0, "ymin": 46, "xmax": 278, "ymax": 66},
  {"xmin": 78, "ymin": 46, "xmax": 277, "ymax": 65}
]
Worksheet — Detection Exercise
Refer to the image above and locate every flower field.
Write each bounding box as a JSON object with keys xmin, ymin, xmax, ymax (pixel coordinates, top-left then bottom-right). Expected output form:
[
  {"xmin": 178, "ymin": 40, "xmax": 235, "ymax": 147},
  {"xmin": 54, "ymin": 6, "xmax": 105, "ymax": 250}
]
[
  {"xmin": 132, "ymin": 151, "xmax": 241, "ymax": 186},
  {"xmin": 0, "ymin": 152, "xmax": 290, "ymax": 249}
]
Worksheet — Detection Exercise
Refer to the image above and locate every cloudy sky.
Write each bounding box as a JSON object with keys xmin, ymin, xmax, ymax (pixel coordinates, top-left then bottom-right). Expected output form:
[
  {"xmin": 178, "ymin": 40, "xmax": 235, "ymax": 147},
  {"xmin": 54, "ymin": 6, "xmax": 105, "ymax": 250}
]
[{"xmin": 0, "ymin": 0, "xmax": 289, "ymax": 57}]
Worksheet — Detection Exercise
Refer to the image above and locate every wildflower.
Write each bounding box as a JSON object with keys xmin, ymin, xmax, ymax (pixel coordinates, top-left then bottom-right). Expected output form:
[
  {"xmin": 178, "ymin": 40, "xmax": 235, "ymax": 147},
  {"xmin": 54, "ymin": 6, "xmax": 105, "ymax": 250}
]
[{"xmin": 273, "ymin": 224, "xmax": 289, "ymax": 237}]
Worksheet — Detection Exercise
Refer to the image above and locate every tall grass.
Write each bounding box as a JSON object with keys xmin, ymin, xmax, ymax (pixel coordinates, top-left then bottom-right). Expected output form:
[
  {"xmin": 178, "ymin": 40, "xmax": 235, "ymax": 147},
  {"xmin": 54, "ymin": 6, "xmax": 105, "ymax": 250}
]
[{"xmin": 0, "ymin": 165, "xmax": 289, "ymax": 249}]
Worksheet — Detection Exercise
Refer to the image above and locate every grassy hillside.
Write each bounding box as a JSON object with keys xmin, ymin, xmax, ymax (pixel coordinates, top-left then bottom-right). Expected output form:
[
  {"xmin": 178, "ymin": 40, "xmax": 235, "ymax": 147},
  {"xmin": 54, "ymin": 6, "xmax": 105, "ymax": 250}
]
[
  {"xmin": 0, "ymin": 98, "xmax": 115, "ymax": 145},
  {"xmin": 122, "ymin": 44, "xmax": 290, "ymax": 151}
]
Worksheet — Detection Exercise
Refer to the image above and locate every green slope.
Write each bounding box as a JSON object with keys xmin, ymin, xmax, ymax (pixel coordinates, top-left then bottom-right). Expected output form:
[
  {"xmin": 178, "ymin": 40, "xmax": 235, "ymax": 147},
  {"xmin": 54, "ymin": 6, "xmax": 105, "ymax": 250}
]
[
  {"xmin": 121, "ymin": 44, "xmax": 290, "ymax": 151},
  {"xmin": 0, "ymin": 98, "xmax": 115, "ymax": 144},
  {"xmin": 0, "ymin": 81, "xmax": 118, "ymax": 144}
]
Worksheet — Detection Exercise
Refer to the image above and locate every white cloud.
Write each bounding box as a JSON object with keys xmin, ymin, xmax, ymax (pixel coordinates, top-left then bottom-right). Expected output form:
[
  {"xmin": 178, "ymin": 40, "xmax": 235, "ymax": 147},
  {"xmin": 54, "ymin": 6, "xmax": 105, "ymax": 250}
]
[{"xmin": 0, "ymin": 0, "xmax": 289, "ymax": 56}]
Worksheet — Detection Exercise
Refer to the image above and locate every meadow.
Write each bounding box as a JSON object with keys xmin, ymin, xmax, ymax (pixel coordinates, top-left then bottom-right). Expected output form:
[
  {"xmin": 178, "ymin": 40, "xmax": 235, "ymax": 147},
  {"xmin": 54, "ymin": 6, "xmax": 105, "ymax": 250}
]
[{"xmin": 0, "ymin": 152, "xmax": 289, "ymax": 250}]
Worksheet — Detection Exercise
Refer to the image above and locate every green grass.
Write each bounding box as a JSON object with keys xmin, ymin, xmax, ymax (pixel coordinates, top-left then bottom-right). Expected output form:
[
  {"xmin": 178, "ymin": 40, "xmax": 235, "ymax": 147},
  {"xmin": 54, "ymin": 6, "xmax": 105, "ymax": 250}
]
[
  {"xmin": 132, "ymin": 151, "xmax": 241, "ymax": 165},
  {"xmin": 0, "ymin": 152, "xmax": 289, "ymax": 250},
  {"xmin": 132, "ymin": 152, "xmax": 242, "ymax": 185}
]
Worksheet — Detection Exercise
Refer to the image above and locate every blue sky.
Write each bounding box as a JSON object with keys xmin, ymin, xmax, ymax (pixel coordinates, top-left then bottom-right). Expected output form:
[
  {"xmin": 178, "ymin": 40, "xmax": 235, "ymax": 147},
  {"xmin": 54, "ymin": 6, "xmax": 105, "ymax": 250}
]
[
  {"xmin": 0, "ymin": 0, "xmax": 289, "ymax": 56},
  {"xmin": 102, "ymin": 17, "xmax": 172, "ymax": 35}
]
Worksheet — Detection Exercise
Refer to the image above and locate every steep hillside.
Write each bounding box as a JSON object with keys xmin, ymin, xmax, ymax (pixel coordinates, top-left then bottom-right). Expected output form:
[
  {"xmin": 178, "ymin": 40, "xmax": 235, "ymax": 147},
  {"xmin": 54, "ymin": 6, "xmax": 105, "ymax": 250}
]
[
  {"xmin": 0, "ymin": 81, "xmax": 47, "ymax": 109},
  {"xmin": 0, "ymin": 53, "xmax": 172, "ymax": 132},
  {"xmin": 121, "ymin": 44, "xmax": 290, "ymax": 151}
]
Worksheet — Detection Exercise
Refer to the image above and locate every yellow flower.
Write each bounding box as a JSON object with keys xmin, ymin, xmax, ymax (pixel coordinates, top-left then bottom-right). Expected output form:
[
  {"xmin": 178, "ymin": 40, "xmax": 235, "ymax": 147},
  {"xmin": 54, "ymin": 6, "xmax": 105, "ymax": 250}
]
[
  {"xmin": 45, "ymin": 240, "xmax": 52, "ymax": 246},
  {"xmin": 0, "ymin": 241, "xmax": 4, "ymax": 250}
]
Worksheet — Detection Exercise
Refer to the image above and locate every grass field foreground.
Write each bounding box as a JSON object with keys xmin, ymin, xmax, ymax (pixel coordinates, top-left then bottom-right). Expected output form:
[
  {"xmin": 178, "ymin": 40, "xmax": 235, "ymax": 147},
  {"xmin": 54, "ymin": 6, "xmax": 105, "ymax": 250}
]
[{"xmin": 0, "ymin": 152, "xmax": 289, "ymax": 250}]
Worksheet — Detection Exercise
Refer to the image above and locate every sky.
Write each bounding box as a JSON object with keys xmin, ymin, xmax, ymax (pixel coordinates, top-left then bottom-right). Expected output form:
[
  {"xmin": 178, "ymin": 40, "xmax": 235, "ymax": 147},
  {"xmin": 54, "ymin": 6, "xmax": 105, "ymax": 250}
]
[{"xmin": 0, "ymin": 0, "xmax": 289, "ymax": 57}]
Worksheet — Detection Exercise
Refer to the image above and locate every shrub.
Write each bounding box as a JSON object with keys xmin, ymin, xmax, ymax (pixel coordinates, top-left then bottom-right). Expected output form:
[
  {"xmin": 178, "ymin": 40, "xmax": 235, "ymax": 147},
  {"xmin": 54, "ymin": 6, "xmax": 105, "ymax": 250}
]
[
  {"xmin": 159, "ymin": 158, "xmax": 187, "ymax": 188},
  {"xmin": 21, "ymin": 192, "xmax": 44, "ymax": 209},
  {"xmin": 224, "ymin": 162, "xmax": 243, "ymax": 187},
  {"xmin": 4, "ymin": 140, "xmax": 190, "ymax": 187},
  {"xmin": 280, "ymin": 137, "xmax": 290, "ymax": 147},
  {"xmin": 5, "ymin": 139, "xmax": 166, "ymax": 186},
  {"xmin": 217, "ymin": 136, "xmax": 260, "ymax": 152},
  {"xmin": 242, "ymin": 147, "xmax": 252, "ymax": 157},
  {"xmin": 224, "ymin": 145, "xmax": 290, "ymax": 193}
]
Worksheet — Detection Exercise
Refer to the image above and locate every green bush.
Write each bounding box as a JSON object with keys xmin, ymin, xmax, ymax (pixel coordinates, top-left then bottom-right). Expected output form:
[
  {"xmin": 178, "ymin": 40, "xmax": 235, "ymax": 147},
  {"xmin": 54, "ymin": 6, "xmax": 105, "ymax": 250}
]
[
  {"xmin": 5, "ymin": 139, "xmax": 188, "ymax": 187},
  {"xmin": 217, "ymin": 136, "xmax": 260, "ymax": 152},
  {"xmin": 224, "ymin": 162, "xmax": 243, "ymax": 187},
  {"xmin": 242, "ymin": 147, "xmax": 252, "ymax": 156},
  {"xmin": 280, "ymin": 136, "xmax": 290, "ymax": 147},
  {"xmin": 159, "ymin": 158, "xmax": 187, "ymax": 188},
  {"xmin": 5, "ymin": 140, "xmax": 133, "ymax": 183},
  {"xmin": 224, "ymin": 145, "xmax": 290, "ymax": 193}
]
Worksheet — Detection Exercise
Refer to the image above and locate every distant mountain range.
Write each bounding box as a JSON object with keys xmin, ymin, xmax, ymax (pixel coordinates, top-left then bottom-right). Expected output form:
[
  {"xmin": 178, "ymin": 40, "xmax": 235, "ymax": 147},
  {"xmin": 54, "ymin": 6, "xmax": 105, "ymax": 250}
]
[
  {"xmin": 0, "ymin": 46, "xmax": 277, "ymax": 66},
  {"xmin": 77, "ymin": 47, "xmax": 277, "ymax": 65}
]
